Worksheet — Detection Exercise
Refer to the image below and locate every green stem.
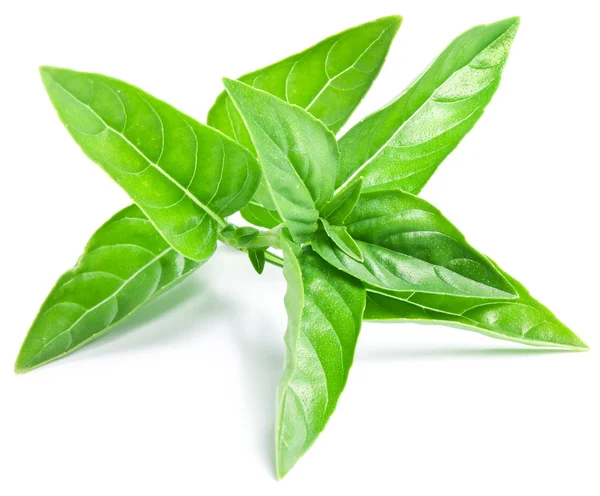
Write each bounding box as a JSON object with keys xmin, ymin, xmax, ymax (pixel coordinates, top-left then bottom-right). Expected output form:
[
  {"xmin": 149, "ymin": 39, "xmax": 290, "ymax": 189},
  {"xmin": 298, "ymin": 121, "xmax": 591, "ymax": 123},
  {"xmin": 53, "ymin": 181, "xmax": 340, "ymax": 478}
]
[{"xmin": 264, "ymin": 250, "xmax": 284, "ymax": 267}]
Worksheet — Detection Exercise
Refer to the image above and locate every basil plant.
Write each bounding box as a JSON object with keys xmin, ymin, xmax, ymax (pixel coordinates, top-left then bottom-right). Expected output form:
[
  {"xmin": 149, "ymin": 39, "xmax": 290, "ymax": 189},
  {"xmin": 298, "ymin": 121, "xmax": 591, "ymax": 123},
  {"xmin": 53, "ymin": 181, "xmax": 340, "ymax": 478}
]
[{"xmin": 17, "ymin": 15, "xmax": 587, "ymax": 479}]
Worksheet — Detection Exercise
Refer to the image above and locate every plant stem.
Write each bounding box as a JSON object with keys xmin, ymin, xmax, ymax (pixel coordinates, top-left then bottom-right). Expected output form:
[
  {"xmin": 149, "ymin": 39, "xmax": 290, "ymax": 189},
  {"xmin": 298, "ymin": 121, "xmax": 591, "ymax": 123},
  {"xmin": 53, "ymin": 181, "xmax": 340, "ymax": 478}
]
[{"xmin": 264, "ymin": 250, "xmax": 284, "ymax": 267}]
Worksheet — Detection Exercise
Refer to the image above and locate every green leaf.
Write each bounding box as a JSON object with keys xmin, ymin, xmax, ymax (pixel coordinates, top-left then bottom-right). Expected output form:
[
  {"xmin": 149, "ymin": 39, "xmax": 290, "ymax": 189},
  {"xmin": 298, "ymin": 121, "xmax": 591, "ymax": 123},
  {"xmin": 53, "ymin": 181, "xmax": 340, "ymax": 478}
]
[
  {"xmin": 336, "ymin": 17, "xmax": 519, "ymax": 193},
  {"xmin": 364, "ymin": 261, "xmax": 588, "ymax": 350},
  {"xmin": 248, "ymin": 248, "xmax": 266, "ymax": 274},
  {"xmin": 220, "ymin": 224, "xmax": 261, "ymax": 248},
  {"xmin": 20, "ymin": 17, "xmax": 397, "ymax": 371},
  {"xmin": 220, "ymin": 224, "xmax": 278, "ymax": 252},
  {"xmin": 321, "ymin": 219, "xmax": 363, "ymax": 262},
  {"xmin": 223, "ymin": 78, "xmax": 339, "ymax": 243},
  {"xmin": 278, "ymin": 235, "xmax": 365, "ymax": 478},
  {"xmin": 209, "ymin": 16, "xmax": 401, "ymax": 227},
  {"xmin": 40, "ymin": 67, "xmax": 261, "ymax": 262},
  {"xmin": 312, "ymin": 187, "xmax": 517, "ymax": 299},
  {"xmin": 208, "ymin": 16, "xmax": 402, "ymax": 153},
  {"xmin": 240, "ymin": 202, "xmax": 282, "ymax": 229},
  {"xmin": 15, "ymin": 205, "xmax": 202, "ymax": 373},
  {"xmin": 321, "ymin": 177, "xmax": 363, "ymax": 224}
]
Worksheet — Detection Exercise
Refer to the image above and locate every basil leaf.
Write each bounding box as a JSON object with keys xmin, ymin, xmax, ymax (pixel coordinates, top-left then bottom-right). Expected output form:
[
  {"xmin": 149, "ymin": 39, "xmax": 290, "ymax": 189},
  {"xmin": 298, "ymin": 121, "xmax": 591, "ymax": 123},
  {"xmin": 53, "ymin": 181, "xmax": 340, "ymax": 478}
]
[
  {"xmin": 208, "ymin": 16, "xmax": 402, "ymax": 153},
  {"xmin": 27, "ymin": 16, "xmax": 395, "ymax": 370},
  {"xmin": 312, "ymin": 188, "xmax": 517, "ymax": 298},
  {"xmin": 321, "ymin": 177, "xmax": 363, "ymax": 224},
  {"xmin": 278, "ymin": 236, "xmax": 365, "ymax": 478},
  {"xmin": 210, "ymin": 16, "xmax": 401, "ymax": 226},
  {"xmin": 223, "ymin": 79, "xmax": 339, "ymax": 243},
  {"xmin": 336, "ymin": 17, "xmax": 519, "ymax": 193},
  {"xmin": 321, "ymin": 219, "xmax": 363, "ymax": 262},
  {"xmin": 14, "ymin": 205, "xmax": 201, "ymax": 373},
  {"xmin": 21, "ymin": 17, "xmax": 397, "ymax": 372},
  {"xmin": 364, "ymin": 261, "xmax": 588, "ymax": 350},
  {"xmin": 40, "ymin": 67, "xmax": 261, "ymax": 262},
  {"xmin": 248, "ymin": 248, "xmax": 266, "ymax": 275},
  {"xmin": 220, "ymin": 224, "xmax": 261, "ymax": 247},
  {"xmin": 241, "ymin": 202, "xmax": 282, "ymax": 229}
]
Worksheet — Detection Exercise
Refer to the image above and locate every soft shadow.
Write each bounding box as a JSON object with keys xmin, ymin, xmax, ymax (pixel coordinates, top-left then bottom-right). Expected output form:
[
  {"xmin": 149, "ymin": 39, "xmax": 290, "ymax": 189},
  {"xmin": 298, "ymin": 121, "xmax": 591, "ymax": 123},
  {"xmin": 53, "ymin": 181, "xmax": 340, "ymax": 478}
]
[
  {"xmin": 114, "ymin": 276, "xmax": 207, "ymax": 330},
  {"xmin": 26, "ymin": 249, "xmax": 283, "ymax": 477},
  {"xmin": 225, "ymin": 310, "xmax": 284, "ymax": 478},
  {"xmin": 359, "ymin": 346, "xmax": 575, "ymax": 362},
  {"xmin": 65, "ymin": 274, "xmax": 228, "ymax": 359}
]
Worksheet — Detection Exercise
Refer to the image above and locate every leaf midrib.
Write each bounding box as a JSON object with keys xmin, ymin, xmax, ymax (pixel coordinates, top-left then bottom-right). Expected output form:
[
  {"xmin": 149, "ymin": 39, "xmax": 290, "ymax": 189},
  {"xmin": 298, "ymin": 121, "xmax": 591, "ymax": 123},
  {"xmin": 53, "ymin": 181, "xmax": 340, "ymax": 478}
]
[
  {"xmin": 50, "ymin": 74, "xmax": 227, "ymax": 228},
  {"xmin": 331, "ymin": 238, "xmax": 514, "ymax": 298},
  {"xmin": 334, "ymin": 25, "xmax": 512, "ymax": 195},
  {"xmin": 302, "ymin": 26, "xmax": 390, "ymax": 112},
  {"xmin": 24, "ymin": 247, "xmax": 172, "ymax": 368}
]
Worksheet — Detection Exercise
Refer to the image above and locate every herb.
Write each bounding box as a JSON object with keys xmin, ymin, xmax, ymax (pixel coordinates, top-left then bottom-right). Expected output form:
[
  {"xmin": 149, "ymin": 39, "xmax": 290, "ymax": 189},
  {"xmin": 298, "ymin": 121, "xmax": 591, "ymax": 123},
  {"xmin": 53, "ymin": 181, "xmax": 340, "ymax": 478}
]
[
  {"xmin": 337, "ymin": 16, "xmax": 519, "ymax": 194},
  {"xmin": 278, "ymin": 235, "xmax": 365, "ymax": 479},
  {"xmin": 311, "ymin": 187, "xmax": 517, "ymax": 298},
  {"xmin": 15, "ymin": 206, "xmax": 202, "ymax": 373},
  {"xmin": 39, "ymin": 67, "xmax": 261, "ymax": 261},
  {"xmin": 364, "ymin": 265, "xmax": 588, "ymax": 350},
  {"xmin": 17, "ymin": 15, "xmax": 587, "ymax": 478}
]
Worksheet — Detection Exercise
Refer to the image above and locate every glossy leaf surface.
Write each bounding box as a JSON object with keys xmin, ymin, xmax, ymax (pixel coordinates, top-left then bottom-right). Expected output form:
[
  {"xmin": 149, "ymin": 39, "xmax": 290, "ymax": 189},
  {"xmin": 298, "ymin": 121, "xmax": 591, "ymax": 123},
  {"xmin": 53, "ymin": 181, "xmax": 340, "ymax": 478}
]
[
  {"xmin": 224, "ymin": 79, "xmax": 339, "ymax": 243},
  {"xmin": 364, "ymin": 262, "xmax": 588, "ymax": 350},
  {"xmin": 313, "ymin": 188, "xmax": 516, "ymax": 298},
  {"xmin": 336, "ymin": 17, "xmax": 519, "ymax": 193},
  {"xmin": 208, "ymin": 16, "xmax": 402, "ymax": 153},
  {"xmin": 15, "ymin": 206, "xmax": 201, "ymax": 373},
  {"xmin": 26, "ymin": 17, "xmax": 397, "ymax": 370},
  {"xmin": 277, "ymin": 236, "xmax": 365, "ymax": 478},
  {"xmin": 210, "ymin": 16, "xmax": 401, "ymax": 224},
  {"xmin": 41, "ymin": 67, "xmax": 261, "ymax": 261}
]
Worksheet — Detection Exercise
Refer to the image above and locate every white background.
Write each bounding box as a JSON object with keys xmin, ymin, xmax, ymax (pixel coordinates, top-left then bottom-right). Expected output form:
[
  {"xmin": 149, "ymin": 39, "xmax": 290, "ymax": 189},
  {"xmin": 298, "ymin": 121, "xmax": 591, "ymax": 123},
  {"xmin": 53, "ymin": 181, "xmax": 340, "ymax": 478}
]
[{"xmin": 1, "ymin": 1, "xmax": 598, "ymax": 494}]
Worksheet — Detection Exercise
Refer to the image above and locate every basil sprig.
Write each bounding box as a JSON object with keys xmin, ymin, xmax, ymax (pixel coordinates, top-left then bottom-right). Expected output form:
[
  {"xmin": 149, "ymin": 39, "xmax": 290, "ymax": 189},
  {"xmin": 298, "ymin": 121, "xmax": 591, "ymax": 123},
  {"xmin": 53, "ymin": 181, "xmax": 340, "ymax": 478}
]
[{"xmin": 17, "ymin": 15, "xmax": 587, "ymax": 479}]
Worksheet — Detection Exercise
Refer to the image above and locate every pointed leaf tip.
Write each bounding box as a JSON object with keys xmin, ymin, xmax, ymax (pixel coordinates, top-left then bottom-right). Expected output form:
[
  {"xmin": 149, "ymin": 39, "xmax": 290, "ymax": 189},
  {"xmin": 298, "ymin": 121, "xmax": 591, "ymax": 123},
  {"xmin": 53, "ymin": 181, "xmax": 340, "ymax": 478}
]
[{"xmin": 376, "ymin": 14, "xmax": 403, "ymax": 29}]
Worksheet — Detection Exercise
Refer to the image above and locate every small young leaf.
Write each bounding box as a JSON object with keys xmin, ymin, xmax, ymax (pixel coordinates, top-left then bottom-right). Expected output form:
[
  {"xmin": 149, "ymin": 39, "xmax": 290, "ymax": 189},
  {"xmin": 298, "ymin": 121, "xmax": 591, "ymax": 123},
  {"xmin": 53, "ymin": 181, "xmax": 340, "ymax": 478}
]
[
  {"xmin": 240, "ymin": 202, "xmax": 282, "ymax": 229},
  {"xmin": 223, "ymin": 79, "xmax": 339, "ymax": 243},
  {"xmin": 321, "ymin": 177, "xmax": 363, "ymax": 225},
  {"xmin": 278, "ymin": 236, "xmax": 365, "ymax": 478},
  {"xmin": 15, "ymin": 205, "xmax": 202, "ymax": 373},
  {"xmin": 248, "ymin": 248, "xmax": 266, "ymax": 275},
  {"xmin": 40, "ymin": 67, "xmax": 261, "ymax": 262},
  {"xmin": 208, "ymin": 16, "xmax": 402, "ymax": 152},
  {"xmin": 321, "ymin": 219, "xmax": 363, "ymax": 262},
  {"xmin": 312, "ymin": 188, "xmax": 517, "ymax": 299},
  {"xmin": 364, "ymin": 261, "xmax": 588, "ymax": 350},
  {"xmin": 336, "ymin": 17, "xmax": 519, "ymax": 193},
  {"xmin": 220, "ymin": 225, "xmax": 261, "ymax": 248}
]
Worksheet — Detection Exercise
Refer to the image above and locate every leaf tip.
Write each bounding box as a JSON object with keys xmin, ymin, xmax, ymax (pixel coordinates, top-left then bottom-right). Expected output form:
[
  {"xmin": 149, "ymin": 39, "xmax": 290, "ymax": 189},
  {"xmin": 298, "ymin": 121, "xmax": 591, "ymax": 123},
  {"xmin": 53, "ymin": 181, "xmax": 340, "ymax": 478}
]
[
  {"xmin": 14, "ymin": 354, "xmax": 31, "ymax": 374},
  {"xmin": 571, "ymin": 337, "xmax": 590, "ymax": 352},
  {"xmin": 38, "ymin": 65, "xmax": 64, "ymax": 81},
  {"xmin": 222, "ymin": 77, "xmax": 240, "ymax": 93},
  {"xmin": 222, "ymin": 77, "xmax": 248, "ymax": 105},
  {"xmin": 495, "ymin": 15, "xmax": 521, "ymax": 33},
  {"xmin": 38, "ymin": 65, "xmax": 56, "ymax": 87},
  {"xmin": 376, "ymin": 14, "xmax": 403, "ymax": 30},
  {"xmin": 275, "ymin": 451, "xmax": 295, "ymax": 481}
]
